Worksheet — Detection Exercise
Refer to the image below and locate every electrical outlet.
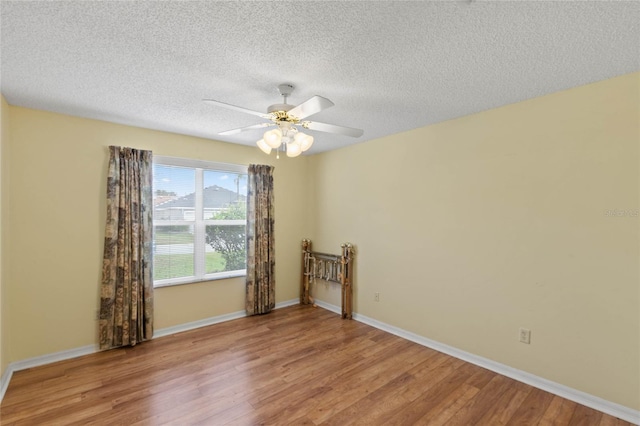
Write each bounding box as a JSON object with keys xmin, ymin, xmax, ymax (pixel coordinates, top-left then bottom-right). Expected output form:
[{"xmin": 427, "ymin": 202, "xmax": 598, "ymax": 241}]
[
  {"xmin": 519, "ymin": 327, "xmax": 531, "ymax": 344},
  {"xmin": 374, "ymin": 292, "xmax": 380, "ymax": 302}
]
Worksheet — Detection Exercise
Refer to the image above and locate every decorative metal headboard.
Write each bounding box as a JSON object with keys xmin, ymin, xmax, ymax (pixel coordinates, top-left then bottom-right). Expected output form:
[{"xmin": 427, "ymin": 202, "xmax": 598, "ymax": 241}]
[{"xmin": 300, "ymin": 239, "xmax": 355, "ymax": 319}]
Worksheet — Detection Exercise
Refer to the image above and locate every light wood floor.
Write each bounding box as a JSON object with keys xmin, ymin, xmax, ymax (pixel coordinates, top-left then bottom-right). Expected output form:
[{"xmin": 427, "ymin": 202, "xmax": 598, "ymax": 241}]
[{"xmin": 0, "ymin": 305, "xmax": 633, "ymax": 425}]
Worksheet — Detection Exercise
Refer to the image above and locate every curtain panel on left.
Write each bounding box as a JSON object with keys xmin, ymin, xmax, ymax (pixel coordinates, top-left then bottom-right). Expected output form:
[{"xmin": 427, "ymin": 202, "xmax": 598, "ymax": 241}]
[{"xmin": 99, "ymin": 146, "xmax": 154, "ymax": 350}]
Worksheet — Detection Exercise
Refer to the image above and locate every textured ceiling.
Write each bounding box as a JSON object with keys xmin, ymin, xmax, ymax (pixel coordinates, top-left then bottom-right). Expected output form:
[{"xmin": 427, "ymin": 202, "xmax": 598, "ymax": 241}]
[{"xmin": 1, "ymin": 1, "xmax": 638, "ymax": 154}]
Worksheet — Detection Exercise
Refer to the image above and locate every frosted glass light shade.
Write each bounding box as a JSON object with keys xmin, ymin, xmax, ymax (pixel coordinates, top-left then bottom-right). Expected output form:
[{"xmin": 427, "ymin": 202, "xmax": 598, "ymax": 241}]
[
  {"xmin": 286, "ymin": 141, "xmax": 302, "ymax": 157},
  {"xmin": 256, "ymin": 139, "xmax": 272, "ymax": 154},
  {"xmin": 263, "ymin": 128, "xmax": 282, "ymax": 148},
  {"xmin": 293, "ymin": 132, "xmax": 305, "ymax": 144},
  {"xmin": 300, "ymin": 134, "xmax": 314, "ymax": 151}
]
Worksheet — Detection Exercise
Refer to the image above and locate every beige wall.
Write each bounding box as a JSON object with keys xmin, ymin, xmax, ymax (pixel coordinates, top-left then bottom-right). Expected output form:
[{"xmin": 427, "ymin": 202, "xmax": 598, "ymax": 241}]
[
  {"xmin": 5, "ymin": 107, "xmax": 309, "ymax": 362},
  {"xmin": 0, "ymin": 94, "xmax": 9, "ymax": 377},
  {"xmin": 308, "ymin": 72, "xmax": 640, "ymax": 410}
]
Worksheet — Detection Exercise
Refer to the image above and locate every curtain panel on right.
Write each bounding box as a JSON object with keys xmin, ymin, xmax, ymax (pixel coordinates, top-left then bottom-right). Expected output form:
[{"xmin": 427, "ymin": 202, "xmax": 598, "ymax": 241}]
[{"xmin": 245, "ymin": 164, "xmax": 275, "ymax": 315}]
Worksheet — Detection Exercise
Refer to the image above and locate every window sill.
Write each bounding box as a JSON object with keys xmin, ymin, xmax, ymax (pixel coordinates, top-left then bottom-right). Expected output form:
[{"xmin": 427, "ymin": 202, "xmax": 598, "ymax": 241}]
[{"xmin": 154, "ymin": 270, "xmax": 246, "ymax": 288}]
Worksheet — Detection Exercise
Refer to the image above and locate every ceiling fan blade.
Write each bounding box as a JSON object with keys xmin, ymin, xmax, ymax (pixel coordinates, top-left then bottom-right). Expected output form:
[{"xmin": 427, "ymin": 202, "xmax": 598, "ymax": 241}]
[
  {"xmin": 303, "ymin": 121, "xmax": 364, "ymax": 138},
  {"xmin": 203, "ymin": 99, "xmax": 271, "ymax": 118},
  {"xmin": 219, "ymin": 122, "xmax": 274, "ymax": 136},
  {"xmin": 288, "ymin": 96, "xmax": 334, "ymax": 120}
]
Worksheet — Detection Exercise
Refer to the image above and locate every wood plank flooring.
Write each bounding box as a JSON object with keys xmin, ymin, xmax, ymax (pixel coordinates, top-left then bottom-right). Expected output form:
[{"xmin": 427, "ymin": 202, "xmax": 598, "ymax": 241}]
[{"xmin": 0, "ymin": 304, "xmax": 634, "ymax": 425}]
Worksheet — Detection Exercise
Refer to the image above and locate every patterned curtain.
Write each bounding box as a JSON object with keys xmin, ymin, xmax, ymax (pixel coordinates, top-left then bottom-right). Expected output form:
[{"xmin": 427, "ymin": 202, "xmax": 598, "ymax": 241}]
[
  {"xmin": 99, "ymin": 146, "xmax": 153, "ymax": 350},
  {"xmin": 246, "ymin": 164, "xmax": 276, "ymax": 315}
]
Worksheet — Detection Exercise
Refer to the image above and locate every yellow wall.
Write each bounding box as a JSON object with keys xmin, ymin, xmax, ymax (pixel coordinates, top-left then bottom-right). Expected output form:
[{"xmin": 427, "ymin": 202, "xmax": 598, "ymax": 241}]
[
  {"xmin": 308, "ymin": 72, "xmax": 640, "ymax": 410},
  {"xmin": 0, "ymin": 94, "xmax": 9, "ymax": 377},
  {"xmin": 5, "ymin": 107, "xmax": 309, "ymax": 362}
]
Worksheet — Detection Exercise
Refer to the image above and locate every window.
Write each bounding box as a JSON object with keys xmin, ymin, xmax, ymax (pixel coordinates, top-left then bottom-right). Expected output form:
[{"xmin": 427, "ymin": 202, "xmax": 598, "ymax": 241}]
[{"xmin": 152, "ymin": 156, "xmax": 248, "ymax": 287}]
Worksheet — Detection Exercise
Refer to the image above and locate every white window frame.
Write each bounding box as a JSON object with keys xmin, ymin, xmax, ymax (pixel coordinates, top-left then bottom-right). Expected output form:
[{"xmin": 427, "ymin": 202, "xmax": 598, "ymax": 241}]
[{"xmin": 153, "ymin": 156, "xmax": 248, "ymax": 288}]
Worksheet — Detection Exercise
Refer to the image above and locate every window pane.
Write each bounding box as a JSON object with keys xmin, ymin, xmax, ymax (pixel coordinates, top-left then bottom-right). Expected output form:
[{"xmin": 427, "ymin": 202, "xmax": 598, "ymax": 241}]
[
  {"xmin": 153, "ymin": 225, "xmax": 195, "ymax": 280},
  {"xmin": 205, "ymin": 224, "xmax": 246, "ymax": 272},
  {"xmin": 203, "ymin": 170, "xmax": 247, "ymax": 219},
  {"xmin": 203, "ymin": 170, "xmax": 247, "ymax": 273},
  {"xmin": 153, "ymin": 165, "xmax": 196, "ymax": 221}
]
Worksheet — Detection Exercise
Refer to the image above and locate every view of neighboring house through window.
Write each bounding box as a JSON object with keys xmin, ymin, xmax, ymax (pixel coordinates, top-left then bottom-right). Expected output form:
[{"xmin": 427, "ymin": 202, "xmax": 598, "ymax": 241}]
[{"xmin": 153, "ymin": 156, "xmax": 248, "ymax": 287}]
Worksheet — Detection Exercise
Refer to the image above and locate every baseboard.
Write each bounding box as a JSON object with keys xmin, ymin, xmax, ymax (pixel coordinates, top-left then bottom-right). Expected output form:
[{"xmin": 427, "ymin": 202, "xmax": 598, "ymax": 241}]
[
  {"xmin": 275, "ymin": 298, "xmax": 300, "ymax": 310},
  {"xmin": 0, "ymin": 344, "xmax": 97, "ymax": 402},
  {"xmin": 313, "ymin": 299, "xmax": 341, "ymax": 315},
  {"xmin": 0, "ymin": 365, "xmax": 13, "ymax": 402},
  {"xmin": 313, "ymin": 299, "xmax": 639, "ymax": 425},
  {"xmin": 153, "ymin": 298, "xmax": 298, "ymax": 338},
  {"xmin": 0, "ymin": 298, "xmax": 299, "ymax": 404},
  {"xmin": 154, "ymin": 310, "xmax": 247, "ymax": 338}
]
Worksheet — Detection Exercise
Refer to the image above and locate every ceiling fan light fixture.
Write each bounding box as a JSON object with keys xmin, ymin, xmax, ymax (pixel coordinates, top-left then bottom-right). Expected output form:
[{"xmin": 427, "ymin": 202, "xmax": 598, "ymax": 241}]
[
  {"xmin": 263, "ymin": 128, "xmax": 282, "ymax": 148},
  {"xmin": 256, "ymin": 138, "xmax": 272, "ymax": 154},
  {"xmin": 297, "ymin": 132, "xmax": 314, "ymax": 152},
  {"xmin": 293, "ymin": 131, "xmax": 305, "ymax": 144},
  {"xmin": 286, "ymin": 140, "xmax": 302, "ymax": 157}
]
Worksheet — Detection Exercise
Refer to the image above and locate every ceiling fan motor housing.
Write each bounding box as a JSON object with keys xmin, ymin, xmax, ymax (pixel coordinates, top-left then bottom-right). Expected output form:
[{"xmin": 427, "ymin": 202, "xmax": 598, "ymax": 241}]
[
  {"xmin": 268, "ymin": 83, "xmax": 296, "ymax": 118},
  {"xmin": 267, "ymin": 83, "xmax": 297, "ymax": 119},
  {"xmin": 267, "ymin": 103, "xmax": 294, "ymax": 114}
]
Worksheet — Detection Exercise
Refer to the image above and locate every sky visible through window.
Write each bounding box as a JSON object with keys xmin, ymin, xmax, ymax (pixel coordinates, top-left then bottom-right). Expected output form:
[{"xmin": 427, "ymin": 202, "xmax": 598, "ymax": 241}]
[{"xmin": 153, "ymin": 164, "xmax": 247, "ymax": 197}]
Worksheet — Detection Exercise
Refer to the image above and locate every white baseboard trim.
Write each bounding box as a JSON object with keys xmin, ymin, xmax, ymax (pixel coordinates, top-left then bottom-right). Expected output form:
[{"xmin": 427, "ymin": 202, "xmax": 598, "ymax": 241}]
[
  {"xmin": 0, "ymin": 365, "xmax": 13, "ymax": 403},
  {"xmin": 275, "ymin": 298, "xmax": 300, "ymax": 309},
  {"xmin": 313, "ymin": 299, "xmax": 639, "ymax": 425},
  {"xmin": 154, "ymin": 310, "xmax": 247, "ymax": 339},
  {"xmin": 0, "ymin": 298, "xmax": 300, "ymax": 404},
  {"xmin": 10, "ymin": 344, "xmax": 98, "ymax": 372},
  {"xmin": 153, "ymin": 298, "xmax": 298, "ymax": 338},
  {"xmin": 313, "ymin": 299, "xmax": 341, "ymax": 315},
  {"xmin": 0, "ymin": 344, "xmax": 97, "ymax": 402}
]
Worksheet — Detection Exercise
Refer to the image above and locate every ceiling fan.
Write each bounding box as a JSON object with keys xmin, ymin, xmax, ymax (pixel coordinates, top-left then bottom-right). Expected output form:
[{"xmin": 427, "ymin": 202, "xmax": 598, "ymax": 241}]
[{"xmin": 203, "ymin": 84, "xmax": 363, "ymax": 157}]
